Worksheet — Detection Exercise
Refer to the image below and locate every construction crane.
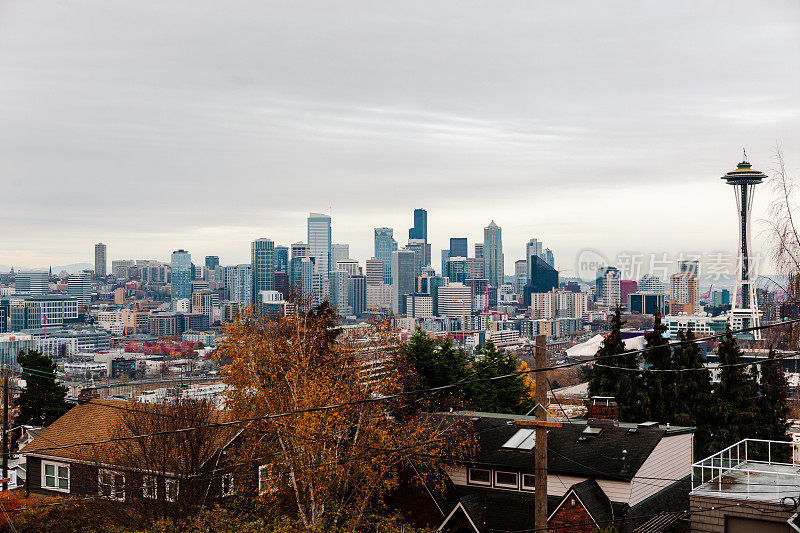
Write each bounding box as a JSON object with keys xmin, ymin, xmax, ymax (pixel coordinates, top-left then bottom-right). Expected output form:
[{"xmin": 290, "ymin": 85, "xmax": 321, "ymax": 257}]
[{"xmin": 700, "ymin": 284, "xmax": 713, "ymax": 301}]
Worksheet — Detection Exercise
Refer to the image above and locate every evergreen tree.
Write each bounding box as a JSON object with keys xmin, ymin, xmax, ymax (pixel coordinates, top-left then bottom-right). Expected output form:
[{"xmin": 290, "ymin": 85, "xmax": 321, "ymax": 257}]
[
  {"xmin": 17, "ymin": 350, "xmax": 71, "ymax": 427},
  {"xmin": 672, "ymin": 328, "xmax": 713, "ymax": 456},
  {"xmin": 641, "ymin": 310, "xmax": 674, "ymax": 423},
  {"xmin": 466, "ymin": 341, "xmax": 534, "ymax": 414},
  {"xmin": 404, "ymin": 328, "xmax": 470, "ymax": 409},
  {"xmin": 757, "ymin": 348, "xmax": 789, "ymax": 442},
  {"xmin": 707, "ymin": 327, "xmax": 759, "ymax": 455},
  {"xmin": 588, "ymin": 307, "xmax": 644, "ymax": 421}
]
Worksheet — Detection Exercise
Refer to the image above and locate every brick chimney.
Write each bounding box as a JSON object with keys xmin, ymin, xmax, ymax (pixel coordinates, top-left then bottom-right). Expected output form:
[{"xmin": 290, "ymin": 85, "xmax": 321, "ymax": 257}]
[{"xmin": 587, "ymin": 396, "xmax": 618, "ymax": 424}]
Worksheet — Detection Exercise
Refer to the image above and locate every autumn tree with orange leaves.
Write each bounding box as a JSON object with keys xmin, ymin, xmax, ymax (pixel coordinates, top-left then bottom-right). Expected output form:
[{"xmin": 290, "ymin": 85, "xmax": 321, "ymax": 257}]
[{"xmin": 217, "ymin": 300, "xmax": 473, "ymax": 530}]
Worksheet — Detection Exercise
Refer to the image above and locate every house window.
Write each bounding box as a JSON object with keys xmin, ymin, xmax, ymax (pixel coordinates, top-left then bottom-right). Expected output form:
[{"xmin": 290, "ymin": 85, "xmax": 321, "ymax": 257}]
[
  {"xmin": 494, "ymin": 471, "xmax": 518, "ymax": 489},
  {"xmin": 165, "ymin": 479, "xmax": 179, "ymax": 502},
  {"xmin": 221, "ymin": 473, "xmax": 234, "ymax": 497},
  {"xmin": 142, "ymin": 475, "xmax": 157, "ymax": 500},
  {"xmin": 467, "ymin": 468, "xmax": 491, "ymax": 486},
  {"xmin": 42, "ymin": 461, "xmax": 70, "ymax": 493},
  {"xmin": 522, "ymin": 474, "xmax": 535, "ymax": 491},
  {"xmin": 98, "ymin": 470, "xmax": 125, "ymax": 501},
  {"xmin": 258, "ymin": 465, "xmax": 275, "ymax": 494}
]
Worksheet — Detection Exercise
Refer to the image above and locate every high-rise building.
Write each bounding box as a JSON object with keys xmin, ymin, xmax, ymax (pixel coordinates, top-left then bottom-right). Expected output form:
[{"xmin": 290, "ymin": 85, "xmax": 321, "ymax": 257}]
[
  {"xmin": 67, "ymin": 271, "xmax": 92, "ymax": 309},
  {"xmin": 251, "ymin": 238, "xmax": 276, "ymax": 301},
  {"xmin": 483, "ymin": 221, "xmax": 504, "ymax": 288},
  {"xmin": 449, "ymin": 238, "xmax": 468, "ymax": 259},
  {"xmin": 374, "ymin": 228, "xmax": 397, "ymax": 285},
  {"xmin": 335, "ymin": 260, "xmax": 360, "ymax": 277},
  {"xmin": 526, "ymin": 238, "xmax": 543, "ymax": 263},
  {"xmin": 544, "ymin": 248, "xmax": 555, "ymax": 268},
  {"xmin": 290, "ymin": 242, "xmax": 308, "ymax": 259},
  {"xmin": 669, "ymin": 271, "xmax": 698, "ymax": 315},
  {"xmin": 639, "ymin": 274, "xmax": 666, "ymax": 294},
  {"xmin": 629, "ymin": 293, "xmax": 666, "ymax": 315},
  {"xmin": 94, "ymin": 243, "xmax": 107, "ymax": 278},
  {"xmin": 595, "ymin": 267, "xmax": 621, "ymax": 308},
  {"xmin": 331, "ymin": 243, "xmax": 350, "ymax": 266},
  {"xmin": 171, "ymin": 250, "xmax": 192, "ymax": 302},
  {"xmin": 111, "ymin": 259, "xmax": 135, "ymax": 280},
  {"xmin": 405, "ymin": 293, "xmax": 433, "ymax": 319},
  {"xmin": 474, "ymin": 243, "xmax": 484, "ymax": 261},
  {"xmin": 308, "ymin": 212, "xmax": 332, "ymax": 275},
  {"xmin": 514, "ymin": 260, "xmax": 528, "ymax": 294},
  {"xmin": 288, "ymin": 257, "xmax": 315, "ymax": 300},
  {"xmin": 405, "ymin": 239, "xmax": 429, "ymax": 279},
  {"xmin": 227, "ymin": 264, "xmax": 253, "ymax": 305},
  {"xmin": 15, "ymin": 271, "xmax": 49, "ymax": 296},
  {"xmin": 365, "ymin": 258, "xmax": 384, "ymax": 286},
  {"xmin": 437, "ymin": 283, "xmax": 472, "ymax": 318},
  {"xmin": 329, "ymin": 269, "xmax": 350, "ymax": 315},
  {"xmin": 679, "ymin": 260, "xmax": 699, "ymax": 275},
  {"xmin": 274, "ymin": 271, "xmax": 289, "ymax": 299},
  {"xmin": 441, "ymin": 249, "xmax": 451, "ymax": 276},
  {"xmin": 205, "ymin": 256, "xmax": 220, "ymax": 271},
  {"xmin": 348, "ymin": 275, "xmax": 366, "ymax": 317},
  {"xmin": 445, "ymin": 257, "xmax": 470, "ymax": 284},
  {"xmin": 712, "ymin": 289, "xmax": 731, "ymax": 307},
  {"xmin": 620, "ymin": 280, "xmax": 638, "ymax": 309},
  {"xmin": 275, "ymin": 246, "xmax": 289, "ymax": 274},
  {"xmin": 191, "ymin": 289, "xmax": 217, "ymax": 324},
  {"xmin": 391, "ymin": 249, "xmax": 416, "ymax": 315},
  {"xmin": 524, "ymin": 257, "xmax": 559, "ymax": 306},
  {"xmin": 408, "ymin": 208, "xmax": 427, "ymax": 242}
]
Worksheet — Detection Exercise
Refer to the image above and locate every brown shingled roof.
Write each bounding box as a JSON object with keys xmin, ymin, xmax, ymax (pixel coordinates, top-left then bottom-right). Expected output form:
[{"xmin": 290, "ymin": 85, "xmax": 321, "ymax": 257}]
[{"xmin": 24, "ymin": 399, "xmax": 239, "ymax": 470}]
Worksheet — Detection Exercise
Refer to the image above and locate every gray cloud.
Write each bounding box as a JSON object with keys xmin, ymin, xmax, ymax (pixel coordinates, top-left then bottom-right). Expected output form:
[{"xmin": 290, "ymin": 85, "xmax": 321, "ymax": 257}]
[{"xmin": 0, "ymin": 0, "xmax": 798, "ymax": 271}]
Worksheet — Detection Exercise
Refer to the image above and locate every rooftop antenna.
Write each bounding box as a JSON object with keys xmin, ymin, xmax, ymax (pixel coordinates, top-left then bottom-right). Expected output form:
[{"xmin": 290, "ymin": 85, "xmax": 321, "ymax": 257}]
[{"xmin": 743, "ymin": 147, "xmax": 748, "ymax": 162}]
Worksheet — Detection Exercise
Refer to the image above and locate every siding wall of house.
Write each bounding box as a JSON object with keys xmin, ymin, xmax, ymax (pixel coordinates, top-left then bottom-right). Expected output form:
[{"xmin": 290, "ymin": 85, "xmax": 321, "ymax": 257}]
[
  {"xmin": 629, "ymin": 433, "xmax": 693, "ymax": 506},
  {"xmin": 446, "ymin": 467, "xmax": 633, "ymax": 504}
]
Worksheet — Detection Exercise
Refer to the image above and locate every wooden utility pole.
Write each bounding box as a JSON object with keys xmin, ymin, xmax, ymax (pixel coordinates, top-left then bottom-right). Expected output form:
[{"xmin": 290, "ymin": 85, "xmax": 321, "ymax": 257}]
[
  {"xmin": 533, "ymin": 334, "xmax": 548, "ymax": 532},
  {"xmin": 2, "ymin": 338, "xmax": 10, "ymax": 492}
]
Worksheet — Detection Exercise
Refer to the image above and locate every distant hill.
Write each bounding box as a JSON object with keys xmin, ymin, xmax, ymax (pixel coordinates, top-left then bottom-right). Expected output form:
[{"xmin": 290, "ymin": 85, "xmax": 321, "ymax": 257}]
[{"xmin": 0, "ymin": 263, "xmax": 93, "ymax": 274}]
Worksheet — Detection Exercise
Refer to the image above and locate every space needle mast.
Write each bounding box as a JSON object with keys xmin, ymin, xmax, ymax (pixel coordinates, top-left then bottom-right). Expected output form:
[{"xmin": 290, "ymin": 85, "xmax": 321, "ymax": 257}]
[{"xmin": 721, "ymin": 150, "xmax": 766, "ymax": 339}]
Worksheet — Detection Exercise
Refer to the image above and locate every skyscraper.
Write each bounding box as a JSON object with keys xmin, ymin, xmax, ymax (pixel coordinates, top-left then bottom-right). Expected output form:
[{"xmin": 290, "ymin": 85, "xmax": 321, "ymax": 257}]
[
  {"xmin": 526, "ymin": 239, "xmax": 543, "ymax": 263},
  {"xmin": 67, "ymin": 271, "xmax": 92, "ymax": 308},
  {"xmin": 374, "ymin": 227, "xmax": 397, "ymax": 285},
  {"xmin": 408, "ymin": 208, "xmax": 427, "ymax": 242},
  {"xmin": 275, "ymin": 246, "xmax": 289, "ymax": 273},
  {"xmin": 405, "ymin": 239, "xmax": 428, "ymax": 279},
  {"xmin": 290, "ymin": 242, "xmax": 309, "ymax": 259},
  {"xmin": 94, "ymin": 243, "xmax": 107, "ymax": 278},
  {"xmin": 544, "ymin": 248, "xmax": 555, "ymax": 268},
  {"xmin": 365, "ymin": 258, "xmax": 384, "ymax": 286},
  {"xmin": 308, "ymin": 213, "xmax": 332, "ymax": 295},
  {"xmin": 449, "ymin": 238, "xmax": 468, "ymax": 259},
  {"xmin": 331, "ymin": 243, "xmax": 350, "ymax": 266},
  {"xmin": 15, "ymin": 271, "xmax": 49, "ymax": 295},
  {"xmin": 391, "ymin": 249, "xmax": 416, "ymax": 315},
  {"xmin": 251, "ymin": 238, "xmax": 276, "ymax": 301},
  {"xmin": 171, "ymin": 250, "xmax": 192, "ymax": 302},
  {"xmin": 523, "ymin": 256, "xmax": 559, "ymax": 306},
  {"xmin": 596, "ymin": 266, "xmax": 621, "ymax": 308},
  {"xmin": 204, "ymin": 256, "xmax": 220, "ymax": 271},
  {"xmin": 483, "ymin": 221, "xmax": 504, "ymax": 288},
  {"xmin": 348, "ymin": 275, "xmax": 367, "ymax": 317},
  {"xmin": 329, "ymin": 269, "xmax": 350, "ymax": 315},
  {"xmin": 514, "ymin": 260, "xmax": 528, "ymax": 294},
  {"xmin": 227, "ymin": 264, "xmax": 252, "ymax": 305}
]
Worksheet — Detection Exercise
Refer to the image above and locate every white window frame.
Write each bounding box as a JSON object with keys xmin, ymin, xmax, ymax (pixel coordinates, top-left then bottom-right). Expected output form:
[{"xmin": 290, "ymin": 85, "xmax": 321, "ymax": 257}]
[
  {"xmin": 521, "ymin": 473, "xmax": 535, "ymax": 491},
  {"xmin": 165, "ymin": 478, "xmax": 179, "ymax": 503},
  {"xmin": 258, "ymin": 464, "xmax": 275, "ymax": 495},
  {"xmin": 142, "ymin": 475, "xmax": 157, "ymax": 500},
  {"xmin": 98, "ymin": 469, "xmax": 126, "ymax": 501},
  {"xmin": 221, "ymin": 473, "xmax": 234, "ymax": 497},
  {"xmin": 494, "ymin": 470, "xmax": 519, "ymax": 489},
  {"xmin": 41, "ymin": 460, "xmax": 70, "ymax": 493},
  {"xmin": 467, "ymin": 468, "xmax": 492, "ymax": 486}
]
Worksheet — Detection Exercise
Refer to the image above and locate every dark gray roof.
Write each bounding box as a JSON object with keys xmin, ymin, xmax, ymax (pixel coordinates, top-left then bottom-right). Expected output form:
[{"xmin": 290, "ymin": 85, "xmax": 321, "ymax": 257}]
[
  {"xmin": 564, "ymin": 479, "xmax": 614, "ymax": 526},
  {"xmin": 446, "ymin": 412, "xmax": 674, "ymax": 482}
]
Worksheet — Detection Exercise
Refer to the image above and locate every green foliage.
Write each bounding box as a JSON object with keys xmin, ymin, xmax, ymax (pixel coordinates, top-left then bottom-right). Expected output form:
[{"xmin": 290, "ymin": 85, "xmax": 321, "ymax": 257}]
[
  {"xmin": 17, "ymin": 349, "xmax": 71, "ymax": 427},
  {"xmin": 588, "ymin": 307, "xmax": 644, "ymax": 421},
  {"xmin": 466, "ymin": 341, "xmax": 533, "ymax": 414},
  {"xmin": 405, "ymin": 328, "xmax": 469, "ymax": 409},
  {"xmin": 672, "ymin": 328, "xmax": 713, "ymax": 455},
  {"xmin": 757, "ymin": 348, "xmax": 789, "ymax": 442},
  {"xmin": 706, "ymin": 327, "xmax": 760, "ymax": 456}
]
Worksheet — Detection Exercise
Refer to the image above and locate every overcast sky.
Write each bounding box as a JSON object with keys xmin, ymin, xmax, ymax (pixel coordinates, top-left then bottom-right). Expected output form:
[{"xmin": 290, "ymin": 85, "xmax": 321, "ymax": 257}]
[{"xmin": 1, "ymin": 1, "xmax": 798, "ymax": 277}]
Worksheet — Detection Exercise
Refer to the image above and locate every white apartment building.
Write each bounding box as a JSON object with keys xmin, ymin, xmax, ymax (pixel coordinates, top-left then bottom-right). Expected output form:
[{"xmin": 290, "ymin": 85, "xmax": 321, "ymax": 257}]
[
  {"xmin": 405, "ymin": 294, "xmax": 433, "ymax": 319},
  {"xmin": 437, "ymin": 283, "xmax": 472, "ymax": 317},
  {"xmin": 529, "ymin": 289, "xmax": 588, "ymax": 320},
  {"xmin": 366, "ymin": 283, "xmax": 392, "ymax": 311}
]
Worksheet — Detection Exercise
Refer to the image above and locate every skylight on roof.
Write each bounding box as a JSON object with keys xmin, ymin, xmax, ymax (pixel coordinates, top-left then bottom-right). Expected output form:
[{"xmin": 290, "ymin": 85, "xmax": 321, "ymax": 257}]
[
  {"xmin": 582, "ymin": 426, "xmax": 603, "ymax": 436},
  {"xmin": 502, "ymin": 429, "xmax": 536, "ymax": 450}
]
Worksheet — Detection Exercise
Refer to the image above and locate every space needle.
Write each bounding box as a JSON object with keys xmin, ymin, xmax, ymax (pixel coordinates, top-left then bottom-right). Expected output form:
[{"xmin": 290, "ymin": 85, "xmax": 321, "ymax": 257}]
[{"xmin": 721, "ymin": 151, "xmax": 767, "ymax": 339}]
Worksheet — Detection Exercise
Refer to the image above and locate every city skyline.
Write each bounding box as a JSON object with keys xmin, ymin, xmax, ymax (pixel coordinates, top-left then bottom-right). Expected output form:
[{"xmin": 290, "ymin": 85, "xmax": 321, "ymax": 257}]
[{"xmin": 1, "ymin": 2, "xmax": 797, "ymax": 270}]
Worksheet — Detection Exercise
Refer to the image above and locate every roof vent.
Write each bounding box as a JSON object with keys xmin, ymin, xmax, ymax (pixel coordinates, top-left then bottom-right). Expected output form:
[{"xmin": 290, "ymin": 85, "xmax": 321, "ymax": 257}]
[
  {"xmin": 628, "ymin": 428, "xmax": 638, "ymax": 434},
  {"xmin": 638, "ymin": 421, "xmax": 659, "ymax": 429},
  {"xmin": 577, "ymin": 436, "xmax": 587, "ymax": 443}
]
